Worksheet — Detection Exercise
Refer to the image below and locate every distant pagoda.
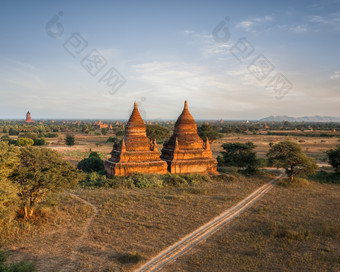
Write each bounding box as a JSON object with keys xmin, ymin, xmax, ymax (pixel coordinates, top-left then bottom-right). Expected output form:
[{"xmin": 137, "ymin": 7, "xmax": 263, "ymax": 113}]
[
  {"xmin": 25, "ymin": 111, "xmax": 34, "ymax": 123},
  {"xmin": 105, "ymin": 102, "xmax": 168, "ymax": 176},
  {"xmin": 161, "ymin": 101, "xmax": 218, "ymax": 174}
]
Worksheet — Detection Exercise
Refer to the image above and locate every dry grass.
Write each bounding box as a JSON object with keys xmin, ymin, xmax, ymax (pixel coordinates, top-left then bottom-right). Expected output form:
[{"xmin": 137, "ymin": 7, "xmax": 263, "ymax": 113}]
[
  {"xmin": 212, "ymin": 134, "xmax": 340, "ymax": 162},
  {"xmin": 166, "ymin": 181, "xmax": 340, "ymax": 272},
  {"xmin": 4, "ymin": 175, "xmax": 272, "ymax": 271}
]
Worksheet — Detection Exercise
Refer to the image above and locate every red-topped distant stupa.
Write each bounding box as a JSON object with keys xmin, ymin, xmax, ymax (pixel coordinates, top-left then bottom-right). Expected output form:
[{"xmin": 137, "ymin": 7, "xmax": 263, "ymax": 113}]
[
  {"xmin": 161, "ymin": 101, "xmax": 218, "ymax": 174},
  {"xmin": 25, "ymin": 111, "xmax": 34, "ymax": 123},
  {"xmin": 105, "ymin": 102, "xmax": 168, "ymax": 176}
]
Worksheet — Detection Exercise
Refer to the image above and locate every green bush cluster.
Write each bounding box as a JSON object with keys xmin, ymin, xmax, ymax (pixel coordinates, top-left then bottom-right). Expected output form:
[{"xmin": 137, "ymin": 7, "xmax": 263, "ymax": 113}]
[
  {"xmin": 0, "ymin": 250, "xmax": 36, "ymax": 272},
  {"xmin": 80, "ymin": 172, "xmax": 217, "ymax": 189}
]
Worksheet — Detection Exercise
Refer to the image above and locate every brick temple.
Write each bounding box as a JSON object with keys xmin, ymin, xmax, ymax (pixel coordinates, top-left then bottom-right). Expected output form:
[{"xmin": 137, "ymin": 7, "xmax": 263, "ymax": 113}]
[
  {"xmin": 25, "ymin": 111, "xmax": 34, "ymax": 123},
  {"xmin": 105, "ymin": 102, "xmax": 168, "ymax": 176},
  {"xmin": 161, "ymin": 101, "xmax": 218, "ymax": 174}
]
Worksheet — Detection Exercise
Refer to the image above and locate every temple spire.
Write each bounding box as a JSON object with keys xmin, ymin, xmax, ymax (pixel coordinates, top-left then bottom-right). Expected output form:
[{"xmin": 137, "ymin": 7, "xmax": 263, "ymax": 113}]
[
  {"xmin": 121, "ymin": 138, "xmax": 126, "ymax": 153},
  {"xmin": 184, "ymin": 100, "xmax": 188, "ymax": 110}
]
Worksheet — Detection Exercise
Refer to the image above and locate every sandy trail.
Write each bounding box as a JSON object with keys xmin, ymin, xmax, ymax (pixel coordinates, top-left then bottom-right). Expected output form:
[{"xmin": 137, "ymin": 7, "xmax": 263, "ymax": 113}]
[
  {"xmin": 136, "ymin": 171, "xmax": 285, "ymax": 272},
  {"xmin": 60, "ymin": 193, "xmax": 98, "ymax": 272}
]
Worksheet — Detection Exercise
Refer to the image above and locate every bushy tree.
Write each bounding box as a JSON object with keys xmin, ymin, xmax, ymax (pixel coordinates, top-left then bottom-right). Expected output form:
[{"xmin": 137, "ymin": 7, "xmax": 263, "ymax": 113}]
[
  {"xmin": 77, "ymin": 152, "xmax": 105, "ymax": 173},
  {"xmin": 106, "ymin": 137, "xmax": 119, "ymax": 143},
  {"xmin": 198, "ymin": 124, "xmax": 222, "ymax": 143},
  {"xmin": 101, "ymin": 128, "xmax": 108, "ymax": 135},
  {"xmin": 146, "ymin": 125, "xmax": 170, "ymax": 142},
  {"xmin": 0, "ymin": 143, "xmax": 20, "ymax": 219},
  {"xmin": 10, "ymin": 147, "xmax": 83, "ymax": 217},
  {"xmin": 326, "ymin": 146, "xmax": 340, "ymax": 173},
  {"xmin": 8, "ymin": 128, "xmax": 19, "ymax": 136},
  {"xmin": 16, "ymin": 138, "xmax": 34, "ymax": 146},
  {"xmin": 220, "ymin": 142, "xmax": 259, "ymax": 174},
  {"xmin": 33, "ymin": 138, "xmax": 46, "ymax": 146},
  {"xmin": 267, "ymin": 141, "xmax": 317, "ymax": 183},
  {"xmin": 65, "ymin": 134, "xmax": 75, "ymax": 146}
]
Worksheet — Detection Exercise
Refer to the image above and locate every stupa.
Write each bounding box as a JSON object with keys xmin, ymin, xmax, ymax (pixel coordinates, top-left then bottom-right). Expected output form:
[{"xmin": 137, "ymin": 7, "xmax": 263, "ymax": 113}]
[
  {"xmin": 25, "ymin": 111, "xmax": 34, "ymax": 123},
  {"xmin": 105, "ymin": 102, "xmax": 168, "ymax": 176},
  {"xmin": 161, "ymin": 101, "xmax": 218, "ymax": 174}
]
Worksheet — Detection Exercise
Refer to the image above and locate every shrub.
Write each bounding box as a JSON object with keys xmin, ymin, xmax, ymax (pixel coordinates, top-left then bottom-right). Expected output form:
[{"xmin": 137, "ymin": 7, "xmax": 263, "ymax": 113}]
[
  {"xmin": 163, "ymin": 173, "xmax": 188, "ymax": 187},
  {"xmin": 106, "ymin": 137, "xmax": 119, "ymax": 143},
  {"xmin": 16, "ymin": 138, "xmax": 34, "ymax": 146},
  {"xmin": 127, "ymin": 174, "xmax": 163, "ymax": 189},
  {"xmin": 65, "ymin": 134, "xmax": 75, "ymax": 146},
  {"xmin": 80, "ymin": 172, "xmax": 108, "ymax": 187},
  {"xmin": 0, "ymin": 250, "xmax": 36, "ymax": 271},
  {"xmin": 326, "ymin": 146, "xmax": 340, "ymax": 173},
  {"xmin": 8, "ymin": 128, "xmax": 19, "ymax": 136},
  {"xmin": 77, "ymin": 152, "xmax": 105, "ymax": 173},
  {"xmin": 44, "ymin": 133, "xmax": 58, "ymax": 138},
  {"xmin": 33, "ymin": 138, "xmax": 46, "ymax": 146},
  {"xmin": 116, "ymin": 130, "xmax": 125, "ymax": 137}
]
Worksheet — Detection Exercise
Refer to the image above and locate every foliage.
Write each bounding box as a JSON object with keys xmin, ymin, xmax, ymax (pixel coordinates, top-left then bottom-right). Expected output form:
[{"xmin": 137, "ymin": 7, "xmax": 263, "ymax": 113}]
[
  {"xmin": 33, "ymin": 138, "xmax": 46, "ymax": 146},
  {"xmin": 326, "ymin": 146, "xmax": 340, "ymax": 173},
  {"xmin": 8, "ymin": 128, "xmax": 19, "ymax": 136},
  {"xmin": 308, "ymin": 171, "xmax": 340, "ymax": 184},
  {"xmin": 77, "ymin": 152, "xmax": 105, "ymax": 173},
  {"xmin": 0, "ymin": 143, "xmax": 20, "ymax": 220},
  {"xmin": 106, "ymin": 137, "xmax": 119, "ymax": 143},
  {"xmin": 65, "ymin": 134, "xmax": 75, "ymax": 146},
  {"xmin": 9, "ymin": 147, "xmax": 83, "ymax": 217},
  {"xmin": 0, "ymin": 250, "xmax": 36, "ymax": 272},
  {"xmin": 116, "ymin": 130, "xmax": 125, "ymax": 137},
  {"xmin": 80, "ymin": 172, "xmax": 108, "ymax": 187},
  {"xmin": 16, "ymin": 138, "xmax": 34, "ymax": 146},
  {"xmin": 267, "ymin": 141, "xmax": 318, "ymax": 183},
  {"xmin": 146, "ymin": 125, "xmax": 170, "ymax": 142},
  {"xmin": 101, "ymin": 128, "xmax": 108, "ymax": 135},
  {"xmin": 219, "ymin": 142, "xmax": 260, "ymax": 174},
  {"xmin": 198, "ymin": 123, "xmax": 222, "ymax": 143}
]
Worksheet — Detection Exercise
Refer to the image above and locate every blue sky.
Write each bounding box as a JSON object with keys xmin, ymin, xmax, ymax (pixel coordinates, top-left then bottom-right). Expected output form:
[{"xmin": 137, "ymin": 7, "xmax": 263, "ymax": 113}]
[{"xmin": 0, "ymin": 0, "xmax": 339, "ymax": 120}]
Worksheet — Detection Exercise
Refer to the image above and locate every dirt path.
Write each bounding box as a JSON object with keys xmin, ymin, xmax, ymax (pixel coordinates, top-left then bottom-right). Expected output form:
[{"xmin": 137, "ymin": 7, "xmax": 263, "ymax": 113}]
[
  {"xmin": 136, "ymin": 171, "xmax": 285, "ymax": 272},
  {"xmin": 60, "ymin": 193, "xmax": 98, "ymax": 272}
]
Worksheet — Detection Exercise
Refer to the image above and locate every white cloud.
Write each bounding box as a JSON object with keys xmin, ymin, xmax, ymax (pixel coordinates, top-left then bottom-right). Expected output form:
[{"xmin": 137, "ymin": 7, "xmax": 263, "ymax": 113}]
[
  {"xmin": 289, "ymin": 25, "xmax": 308, "ymax": 33},
  {"xmin": 236, "ymin": 16, "xmax": 273, "ymax": 31},
  {"xmin": 330, "ymin": 71, "xmax": 340, "ymax": 79}
]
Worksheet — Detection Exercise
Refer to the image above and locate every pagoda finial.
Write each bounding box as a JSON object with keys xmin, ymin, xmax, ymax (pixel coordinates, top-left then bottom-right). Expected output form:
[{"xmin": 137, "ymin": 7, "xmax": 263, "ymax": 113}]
[
  {"xmin": 174, "ymin": 137, "xmax": 179, "ymax": 152},
  {"xmin": 121, "ymin": 138, "xmax": 126, "ymax": 153},
  {"xmin": 134, "ymin": 101, "xmax": 138, "ymax": 108},
  {"xmin": 205, "ymin": 138, "xmax": 211, "ymax": 150},
  {"xmin": 184, "ymin": 100, "xmax": 188, "ymax": 110},
  {"xmin": 152, "ymin": 139, "xmax": 158, "ymax": 152}
]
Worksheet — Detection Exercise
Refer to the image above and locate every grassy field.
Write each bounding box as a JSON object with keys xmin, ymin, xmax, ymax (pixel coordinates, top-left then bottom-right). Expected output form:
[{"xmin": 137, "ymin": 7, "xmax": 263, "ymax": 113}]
[
  {"xmin": 166, "ymin": 180, "xmax": 340, "ymax": 272},
  {"xmin": 41, "ymin": 132, "xmax": 340, "ymax": 166},
  {"xmin": 5, "ymin": 174, "xmax": 275, "ymax": 271},
  {"xmin": 2, "ymin": 132, "xmax": 339, "ymax": 271}
]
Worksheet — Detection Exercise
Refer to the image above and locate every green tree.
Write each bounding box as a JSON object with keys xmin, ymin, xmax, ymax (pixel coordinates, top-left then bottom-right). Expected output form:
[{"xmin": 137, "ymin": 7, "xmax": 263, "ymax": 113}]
[
  {"xmin": 220, "ymin": 142, "xmax": 259, "ymax": 174},
  {"xmin": 326, "ymin": 146, "xmax": 340, "ymax": 173},
  {"xmin": 267, "ymin": 141, "xmax": 318, "ymax": 183},
  {"xmin": 8, "ymin": 128, "xmax": 19, "ymax": 136},
  {"xmin": 16, "ymin": 138, "xmax": 34, "ymax": 146},
  {"xmin": 198, "ymin": 124, "xmax": 222, "ymax": 143},
  {"xmin": 65, "ymin": 134, "xmax": 75, "ymax": 146},
  {"xmin": 33, "ymin": 138, "xmax": 46, "ymax": 146},
  {"xmin": 146, "ymin": 125, "xmax": 170, "ymax": 142},
  {"xmin": 0, "ymin": 143, "xmax": 20, "ymax": 219},
  {"xmin": 101, "ymin": 128, "xmax": 108, "ymax": 135},
  {"xmin": 77, "ymin": 152, "xmax": 105, "ymax": 173},
  {"xmin": 10, "ymin": 147, "xmax": 83, "ymax": 217}
]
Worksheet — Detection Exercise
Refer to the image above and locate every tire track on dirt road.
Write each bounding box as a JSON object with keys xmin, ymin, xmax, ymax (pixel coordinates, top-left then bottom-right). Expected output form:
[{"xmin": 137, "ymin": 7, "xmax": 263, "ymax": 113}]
[
  {"xmin": 136, "ymin": 171, "xmax": 285, "ymax": 272},
  {"xmin": 61, "ymin": 193, "xmax": 98, "ymax": 272}
]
